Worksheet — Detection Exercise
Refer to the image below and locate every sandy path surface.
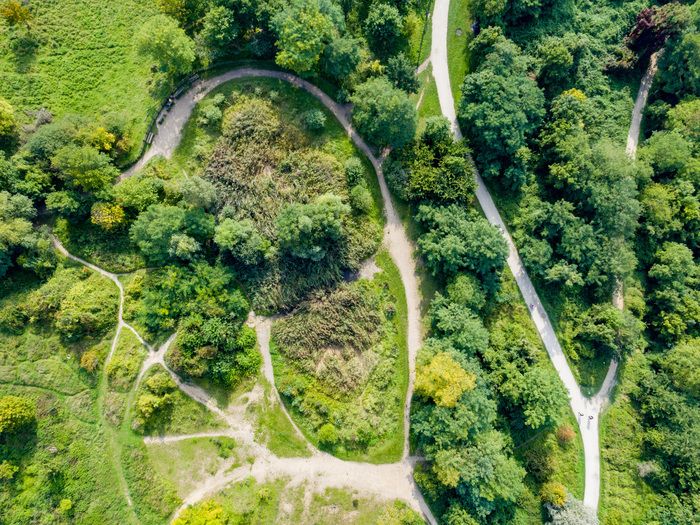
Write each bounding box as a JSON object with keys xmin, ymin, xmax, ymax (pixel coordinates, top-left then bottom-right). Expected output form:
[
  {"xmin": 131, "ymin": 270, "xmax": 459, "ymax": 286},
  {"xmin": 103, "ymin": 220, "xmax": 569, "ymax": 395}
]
[{"xmin": 69, "ymin": 68, "xmax": 438, "ymax": 523}]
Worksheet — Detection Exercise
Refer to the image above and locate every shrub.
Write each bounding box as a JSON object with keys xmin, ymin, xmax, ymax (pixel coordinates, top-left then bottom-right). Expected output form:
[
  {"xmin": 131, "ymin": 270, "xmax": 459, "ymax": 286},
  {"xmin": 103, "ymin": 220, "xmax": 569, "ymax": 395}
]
[
  {"xmin": 0, "ymin": 395, "xmax": 35, "ymax": 435},
  {"xmin": 350, "ymin": 184, "xmax": 372, "ymax": 214},
  {"xmin": 301, "ymin": 109, "xmax": 326, "ymax": 132},
  {"xmin": 91, "ymin": 202, "xmax": 126, "ymax": 231},
  {"xmin": 80, "ymin": 349, "xmax": 100, "ymax": 374},
  {"xmin": 318, "ymin": 423, "xmax": 339, "ymax": 446},
  {"xmin": 556, "ymin": 424, "xmax": 575, "ymax": 446},
  {"xmin": 540, "ymin": 481, "xmax": 567, "ymax": 507},
  {"xmin": 344, "ymin": 157, "xmax": 364, "ymax": 186}
]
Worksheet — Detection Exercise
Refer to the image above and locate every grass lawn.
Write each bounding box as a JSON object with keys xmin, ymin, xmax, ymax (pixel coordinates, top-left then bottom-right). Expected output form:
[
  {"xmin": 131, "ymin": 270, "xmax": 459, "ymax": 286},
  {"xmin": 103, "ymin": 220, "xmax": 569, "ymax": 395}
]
[
  {"xmin": 599, "ymin": 354, "xmax": 660, "ymax": 524},
  {"xmin": 209, "ymin": 478, "xmax": 425, "ymax": 524},
  {"xmin": 146, "ymin": 436, "xmax": 238, "ymax": 499},
  {"xmin": 447, "ymin": 0, "xmax": 472, "ymax": 105},
  {"xmin": 0, "ymin": 0, "xmax": 163, "ymax": 162},
  {"xmin": 252, "ymin": 380, "xmax": 313, "ymax": 458}
]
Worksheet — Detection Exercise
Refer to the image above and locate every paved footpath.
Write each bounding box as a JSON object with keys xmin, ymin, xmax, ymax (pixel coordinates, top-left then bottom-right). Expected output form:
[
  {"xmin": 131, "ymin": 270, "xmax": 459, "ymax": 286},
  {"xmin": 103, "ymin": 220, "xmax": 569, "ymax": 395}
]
[{"xmin": 432, "ymin": 0, "xmax": 611, "ymax": 510}]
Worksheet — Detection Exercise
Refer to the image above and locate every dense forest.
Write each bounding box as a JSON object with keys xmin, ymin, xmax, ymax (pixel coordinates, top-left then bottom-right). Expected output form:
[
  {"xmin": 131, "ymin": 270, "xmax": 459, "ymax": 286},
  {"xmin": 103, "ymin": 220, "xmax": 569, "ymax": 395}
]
[{"xmin": 0, "ymin": 0, "xmax": 698, "ymax": 523}]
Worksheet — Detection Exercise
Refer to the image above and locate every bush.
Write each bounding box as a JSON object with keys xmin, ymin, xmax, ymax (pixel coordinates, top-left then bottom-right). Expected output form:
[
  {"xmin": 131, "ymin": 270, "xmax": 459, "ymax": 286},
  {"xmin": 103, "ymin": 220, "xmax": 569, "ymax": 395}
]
[
  {"xmin": 540, "ymin": 481, "xmax": 567, "ymax": 506},
  {"xmin": 344, "ymin": 157, "xmax": 364, "ymax": 186},
  {"xmin": 350, "ymin": 184, "xmax": 372, "ymax": 214},
  {"xmin": 0, "ymin": 395, "xmax": 35, "ymax": 435},
  {"xmin": 556, "ymin": 424, "xmax": 575, "ymax": 446},
  {"xmin": 301, "ymin": 109, "xmax": 326, "ymax": 132},
  {"xmin": 318, "ymin": 422, "xmax": 339, "ymax": 446},
  {"xmin": 80, "ymin": 349, "xmax": 100, "ymax": 374}
]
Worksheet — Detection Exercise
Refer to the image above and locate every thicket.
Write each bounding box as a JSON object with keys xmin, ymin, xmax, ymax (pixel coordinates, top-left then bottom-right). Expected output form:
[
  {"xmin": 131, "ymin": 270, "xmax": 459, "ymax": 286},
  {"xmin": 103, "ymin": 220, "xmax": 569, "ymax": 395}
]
[
  {"xmin": 272, "ymin": 279, "xmax": 403, "ymax": 459},
  {"xmin": 203, "ymin": 91, "xmax": 381, "ymax": 311},
  {"xmin": 387, "ymin": 117, "xmax": 577, "ymax": 521},
  {"xmin": 462, "ymin": 0, "xmax": 700, "ymax": 520}
]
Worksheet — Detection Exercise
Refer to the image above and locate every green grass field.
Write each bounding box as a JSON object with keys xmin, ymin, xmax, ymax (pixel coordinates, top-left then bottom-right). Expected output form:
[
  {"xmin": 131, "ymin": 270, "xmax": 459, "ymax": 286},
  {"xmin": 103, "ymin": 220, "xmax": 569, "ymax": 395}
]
[
  {"xmin": 0, "ymin": 0, "xmax": 162, "ymax": 160},
  {"xmin": 447, "ymin": 0, "xmax": 472, "ymax": 104}
]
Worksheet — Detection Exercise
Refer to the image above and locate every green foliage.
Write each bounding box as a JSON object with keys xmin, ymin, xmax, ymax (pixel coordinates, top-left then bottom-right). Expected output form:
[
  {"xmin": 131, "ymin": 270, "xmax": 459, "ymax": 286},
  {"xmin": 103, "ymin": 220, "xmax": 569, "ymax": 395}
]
[
  {"xmin": 214, "ymin": 218, "xmax": 271, "ymax": 266},
  {"xmin": 301, "ymin": 108, "xmax": 327, "ymax": 132},
  {"xmin": 51, "ymin": 144, "xmax": 120, "ymax": 194},
  {"xmin": 415, "ymin": 352, "xmax": 476, "ymax": 407},
  {"xmin": 114, "ymin": 173, "xmax": 164, "ymax": 213},
  {"xmin": 458, "ymin": 36, "xmax": 544, "ymax": 188},
  {"xmin": 173, "ymin": 500, "xmax": 229, "ymax": 525},
  {"xmin": 351, "ymin": 77, "xmax": 417, "ymax": 149},
  {"xmin": 197, "ymin": 6, "xmax": 239, "ymax": 61},
  {"xmin": 0, "ymin": 98, "xmax": 17, "ymax": 148},
  {"xmin": 276, "ymin": 193, "xmax": 350, "ymax": 262},
  {"xmin": 136, "ymin": 14, "xmax": 196, "ymax": 77},
  {"xmin": 364, "ymin": 3, "xmax": 403, "ymax": 57},
  {"xmin": 272, "ymin": 0, "xmax": 335, "ymax": 75},
  {"xmin": 386, "ymin": 52, "xmax": 419, "ymax": 93},
  {"xmin": 648, "ymin": 242, "xmax": 700, "ymax": 343},
  {"xmin": 416, "ymin": 204, "xmax": 508, "ymax": 291},
  {"xmin": 54, "ymin": 274, "xmax": 118, "ymax": 341},
  {"xmin": 129, "ymin": 204, "xmax": 214, "ymax": 264},
  {"xmin": 0, "ymin": 395, "xmax": 35, "ymax": 435},
  {"xmin": 321, "ymin": 36, "xmax": 361, "ymax": 81}
]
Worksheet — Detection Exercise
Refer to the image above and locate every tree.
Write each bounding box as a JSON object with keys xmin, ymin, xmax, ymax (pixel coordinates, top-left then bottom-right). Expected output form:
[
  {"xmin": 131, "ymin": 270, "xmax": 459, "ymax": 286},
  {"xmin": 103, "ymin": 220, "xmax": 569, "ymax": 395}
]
[
  {"xmin": 113, "ymin": 174, "xmax": 164, "ymax": 212},
  {"xmin": 321, "ymin": 36, "xmax": 361, "ymax": 80},
  {"xmin": 214, "ymin": 218, "xmax": 271, "ymax": 265},
  {"xmin": 575, "ymin": 304, "xmax": 646, "ymax": 360},
  {"xmin": 51, "ymin": 145, "xmax": 119, "ymax": 193},
  {"xmin": 386, "ymin": 52, "xmax": 419, "ymax": 93},
  {"xmin": 272, "ymin": 0, "xmax": 334, "ymax": 75},
  {"xmin": 458, "ymin": 38, "xmax": 545, "ymax": 188},
  {"xmin": 416, "ymin": 204, "xmax": 508, "ymax": 290},
  {"xmin": 318, "ymin": 422, "xmax": 339, "ymax": 446},
  {"xmin": 661, "ymin": 339, "xmax": 700, "ymax": 398},
  {"xmin": 416, "ymin": 352, "xmax": 476, "ymax": 407},
  {"xmin": 0, "ymin": 98, "xmax": 18, "ymax": 147},
  {"xmin": 197, "ymin": 5, "xmax": 238, "ymax": 60},
  {"xmin": 130, "ymin": 204, "xmax": 214, "ymax": 264},
  {"xmin": 430, "ymin": 296, "xmax": 489, "ymax": 355},
  {"xmin": 364, "ymin": 3, "xmax": 403, "ymax": 57},
  {"xmin": 351, "ymin": 77, "xmax": 417, "ymax": 148},
  {"xmin": 0, "ymin": 395, "xmax": 35, "ymax": 435},
  {"xmin": 136, "ymin": 14, "xmax": 196, "ymax": 77},
  {"xmin": 90, "ymin": 202, "xmax": 126, "ymax": 231},
  {"xmin": 519, "ymin": 367, "xmax": 567, "ymax": 429},
  {"xmin": 0, "ymin": 0, "xmax": 31, "ymax": 27},
  {"xmin": 0, "ymin": 191, "xmax": 36, "ymax": 278},
  {"xmin": 276, "ymin": 193, "xmax": 349, "ymax": 261},
  {"xmin": 648, "ymin": 242, "xmax": 700, "ymax": 342}
]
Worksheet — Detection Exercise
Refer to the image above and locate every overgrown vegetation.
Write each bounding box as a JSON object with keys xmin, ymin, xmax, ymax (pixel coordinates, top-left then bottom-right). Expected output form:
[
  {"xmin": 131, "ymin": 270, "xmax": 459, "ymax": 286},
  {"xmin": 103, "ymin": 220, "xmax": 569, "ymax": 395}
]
[{"xmin": 272, "ymin": 252, "xmax": 407, "ymax": 462}]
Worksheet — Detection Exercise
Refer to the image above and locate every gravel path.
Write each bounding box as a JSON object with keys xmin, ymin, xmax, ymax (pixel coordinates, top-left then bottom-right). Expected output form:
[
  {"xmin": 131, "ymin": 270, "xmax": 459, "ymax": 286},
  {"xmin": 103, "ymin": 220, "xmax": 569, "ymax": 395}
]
[
  {"xmin": 431, "ymin": 0, "xmax": 623, "ymax": 511},
  {"xmin": 73, "ymin": 68, "xmax": 437, "ymax": 523}
]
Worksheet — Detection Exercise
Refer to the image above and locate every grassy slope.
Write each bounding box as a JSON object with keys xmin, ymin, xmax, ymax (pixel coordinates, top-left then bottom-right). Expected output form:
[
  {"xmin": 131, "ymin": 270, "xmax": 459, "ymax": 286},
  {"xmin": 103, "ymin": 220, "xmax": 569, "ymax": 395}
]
[
  {"xmin": 599, "ymin": 354, "xmax": 660, "ymax": 524},
  {"xmin": 0, "ymin": 0, "xmax": 161, "ymax": 154},
  {"xmin": 447, "ymin": 0, "xmax": 472, "ymax": 105}
]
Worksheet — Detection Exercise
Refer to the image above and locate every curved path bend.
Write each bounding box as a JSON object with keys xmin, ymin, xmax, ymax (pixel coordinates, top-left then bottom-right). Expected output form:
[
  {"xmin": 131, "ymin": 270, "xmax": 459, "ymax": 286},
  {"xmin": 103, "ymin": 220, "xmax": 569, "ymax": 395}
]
[{"xmin": 116, "ymin": 68, "xmax": 435, "ymax": 523}]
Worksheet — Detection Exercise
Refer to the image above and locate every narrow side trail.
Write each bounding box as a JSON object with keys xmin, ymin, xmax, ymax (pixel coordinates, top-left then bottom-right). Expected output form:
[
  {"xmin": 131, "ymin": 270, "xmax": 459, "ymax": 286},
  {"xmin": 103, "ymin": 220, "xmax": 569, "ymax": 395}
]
[
  {"xmin": 125, "ymin": 67, "xmax": 423, "ymax": 461},
  {"xmin": 72, "ymin": 68, "xmax": 438, "ymax": 523}
]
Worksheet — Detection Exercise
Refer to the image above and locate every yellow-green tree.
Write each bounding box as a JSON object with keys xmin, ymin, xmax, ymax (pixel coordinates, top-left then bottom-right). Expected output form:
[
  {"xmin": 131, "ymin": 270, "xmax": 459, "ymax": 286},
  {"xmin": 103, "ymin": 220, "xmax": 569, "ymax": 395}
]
[
  {"xmin": 0, "ymin": 0, "xmax": 31, "ymax": 27},
  {"xmin": 174, "ymin": 501, "xmax": 228, "ymax": 525},
  {"xmin": 415, "ymin": 352, "xmax": 475, "ymax": 408},
  {"xmin": 0, "ymin": 395, "xmax": 35, "ymax": 435}
]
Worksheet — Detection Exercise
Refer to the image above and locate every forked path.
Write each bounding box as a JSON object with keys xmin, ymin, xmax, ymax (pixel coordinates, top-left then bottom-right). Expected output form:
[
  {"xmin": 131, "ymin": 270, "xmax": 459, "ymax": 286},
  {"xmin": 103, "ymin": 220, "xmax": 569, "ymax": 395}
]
[
  {"xmin": 111, "ymin": 68, "xmax": 433, "ymax": 522},
  {"xmin": 126, "ymin": 67, "xmax": 423, "ymax": 461}
]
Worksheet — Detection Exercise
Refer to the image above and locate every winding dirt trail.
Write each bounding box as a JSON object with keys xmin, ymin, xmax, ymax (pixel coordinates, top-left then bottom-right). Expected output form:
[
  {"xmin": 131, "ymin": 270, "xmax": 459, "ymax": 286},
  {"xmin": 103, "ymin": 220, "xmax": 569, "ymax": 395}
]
[
  {"xmin": 63, "ymin": 68, "xmax": 439, "ymax": 523},
  {"xmin": 433, "ymin": 0, "xmax": 665, "ymax": 512}
]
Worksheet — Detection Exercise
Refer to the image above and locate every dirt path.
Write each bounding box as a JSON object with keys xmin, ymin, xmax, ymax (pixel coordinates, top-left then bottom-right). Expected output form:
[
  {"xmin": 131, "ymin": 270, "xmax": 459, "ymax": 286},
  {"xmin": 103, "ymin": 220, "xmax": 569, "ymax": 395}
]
[
  {"xmin": 125, "ymin": 67, "xmax": 423, "ymax": 462},
  {"xmin": 57, "ymin": 67, "xmax": 439, "ymax": 522},
  {"xmin": 431, "ymin": 0, "xmax": 625, "ymax": 511}
]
